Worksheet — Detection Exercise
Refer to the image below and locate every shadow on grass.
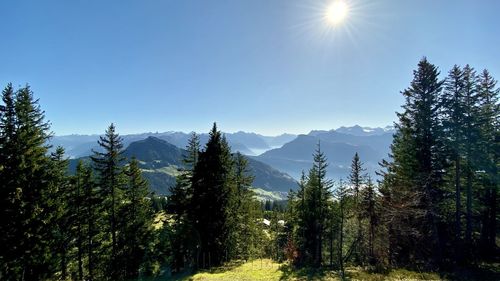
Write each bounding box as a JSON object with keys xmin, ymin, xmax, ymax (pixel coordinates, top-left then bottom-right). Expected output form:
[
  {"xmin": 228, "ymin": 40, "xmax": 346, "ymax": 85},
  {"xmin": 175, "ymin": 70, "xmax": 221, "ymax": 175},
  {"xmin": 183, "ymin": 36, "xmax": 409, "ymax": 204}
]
[
  {"xmin": 441, "ymin": 263, "xmax": 500, "ymax": 281},
  {"xmin": 168, "ymin": 259, "xmax": 247, "ymax": 281},
  {"xmin": 278, "ymin": 263, "xmax": 333, "ymax": 281}
]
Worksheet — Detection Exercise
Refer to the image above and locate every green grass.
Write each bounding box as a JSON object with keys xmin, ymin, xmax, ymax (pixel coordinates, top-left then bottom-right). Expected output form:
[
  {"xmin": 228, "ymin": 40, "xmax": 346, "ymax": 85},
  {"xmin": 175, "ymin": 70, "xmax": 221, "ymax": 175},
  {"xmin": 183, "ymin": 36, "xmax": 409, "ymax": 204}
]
[
  {"xmin": 176, "ymin": 259, "xmax": 282, "ymax": 281},
  {"xmin": 163, "ymin": 259, "xmax": 450, "ymax": 281}
]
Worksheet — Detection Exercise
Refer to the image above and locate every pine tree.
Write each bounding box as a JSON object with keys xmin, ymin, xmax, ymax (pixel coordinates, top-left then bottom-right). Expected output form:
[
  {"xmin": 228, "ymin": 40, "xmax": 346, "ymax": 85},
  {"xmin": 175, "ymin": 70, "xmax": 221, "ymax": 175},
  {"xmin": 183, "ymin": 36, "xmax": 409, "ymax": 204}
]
[
  {"xmin": 0, "ymin": 83, "xmax": 19, "ymax": 278},
  {"xmin": 461, "ymin": 65, "xmax": 481, "ymax": 250},
  {"xmin": 72, "ymin": 161, "xmax": 87, "ymax": 281},
  {"xmin": 380, "ymin": 58, "xmax": 447, "ymax": 268},
  {"xmin": 119, "ymin": 158, "xmax": 153, "ymax": 278},
  {"xmin": 348, "ymin": 152, "xmax": 366, "ymax": 264},
  {"xmin": 91, "ymin": 123, "xmax": 125, "ymax": 279},
  {"xmin": 361, "ymin": 176, "xmax": 378, "ymax": 265},
  {"xmin": 293, "ymin": 143, "xmax": 332, "ymax": 267},
  {"xmin": 12, "ymin": 85, "xmax": 53, "ymax": 279},
  {"xmin": 75, "ymin": 161, "xmax": 102, "ymax": 281},
  {"xmin": 441, "ymin": 65, "xmax": 466, "ymax": 259},
  {"xmin": 476, "ymin": 69, "xmax": 499, "ymax": 257},
  {"xmin": 293, "ymin": 172, "xmax": 308, "ymax": 265},
  {"xmin": 48, "ymin": 147, "xmax": 71, "ymax": 280},
  {"xmin": 335, "ymin": 179, "xmax": 349, "ymax": 280},
  {"xmin": 168, "ymin": 132, "xmax": 200, "ymax": 271},
  {"xmin": 228, "ymin": 152, "xmax": 259, "ymax": 260},
  {"xmin": 188, "ymin": 123, "xmax": 234, "ymax": 267}
]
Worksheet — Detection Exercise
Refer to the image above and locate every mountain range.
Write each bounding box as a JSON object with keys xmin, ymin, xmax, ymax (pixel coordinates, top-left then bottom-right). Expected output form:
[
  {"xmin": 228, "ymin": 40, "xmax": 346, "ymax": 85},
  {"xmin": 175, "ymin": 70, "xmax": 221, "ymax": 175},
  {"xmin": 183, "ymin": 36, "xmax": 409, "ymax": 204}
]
[
  {"xmin": 255, "ymin": 128, "xmax": 393, "ymax": 180},
  {"xmin": 55, "ymin": 125, "xmax": 395, "ymax": 195},
  {"xmin": 52, "ymin": 131, "xmax": 297, "ymax": 158},
  {"xmin": 68, "ymin": 136, "xmax": 298, "ymax": 198}
]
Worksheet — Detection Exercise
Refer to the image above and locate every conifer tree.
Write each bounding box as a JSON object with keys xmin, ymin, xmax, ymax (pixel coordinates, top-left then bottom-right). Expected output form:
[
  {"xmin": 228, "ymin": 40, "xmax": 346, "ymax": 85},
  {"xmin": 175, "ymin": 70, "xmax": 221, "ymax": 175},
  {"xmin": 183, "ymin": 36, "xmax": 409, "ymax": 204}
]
[
  {"xmin": 361, "ymin": 176, "xmax": 377, "ymax": 265},
  {"xmin": 335, "ymin": 179, "xmax": 349, "ymax": 280},
  {"xmin": 476, "ymin": 69, "xmax": 499, "ymax": 257},
  {"xmin": 0, "ymin": 83, "xmax": 18, "ymax": 278},
  {"xmin": 380, "ymin": 58, "xmax": 447, "ymax": 268},
  {"xmin": 348, "ymin": 152, "xmax": 366, "ymax": 264},
  {"xmin": 12, "ymin": 85, "xmax": 53, "ymax": 279},
  {"xmin": 119, "ymin": 158, "xmax": 153, "ymax": 278},
  {"xmin": 78, "ymin": 162, "xmax": 101, "ymax": 281},
  {"xmin": 293, "ymin": 144, "xmax": 332, "ymax": 267},
  {"xmin": 72, "ymin": 161, "xmax": 87, "ymax": 281},
  {"xmin": 49, "ymin": 147, "xmax": 71, "ymax": 280},
  {"xmin": 228, "ymin": 152, "xmax": 259, "ymax": 260},
  {"xmin": 91, "ymin": 123, "xmax": 125, "ymax": 279},
  {"xmin": 461, "ymin": 65, "xmax": 481, "ymax": 249},
  {"xmin": 168, "ymin": 132, "xmax": 200, "ymax": 271},
  {"xmin": 188, "ymin": 123, "xmax": 234, "ymax": 267},
  {"xmin": 293, "ymin": 172, "xmax": 308, "ymax": 265},
  {"xmin": 441, "ymin": 65, "xmax": 466, "ymax": 257}
]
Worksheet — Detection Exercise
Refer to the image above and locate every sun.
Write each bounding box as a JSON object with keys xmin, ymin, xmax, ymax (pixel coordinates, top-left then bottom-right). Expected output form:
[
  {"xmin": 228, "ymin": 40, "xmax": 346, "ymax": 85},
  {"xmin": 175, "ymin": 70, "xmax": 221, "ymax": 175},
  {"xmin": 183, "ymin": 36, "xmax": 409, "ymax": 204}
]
[{"xmin": 326, "ymin": 1, "xmax": 349, "ymax": 25}]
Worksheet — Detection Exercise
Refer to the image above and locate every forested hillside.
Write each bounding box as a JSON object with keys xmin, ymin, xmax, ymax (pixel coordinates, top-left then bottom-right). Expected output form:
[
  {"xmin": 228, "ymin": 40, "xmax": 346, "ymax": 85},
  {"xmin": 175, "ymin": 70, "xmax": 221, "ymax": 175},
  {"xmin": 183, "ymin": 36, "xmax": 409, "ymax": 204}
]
[{"xmin": 0, "ymin": 58, "xmax": 498, "ymax": 280}]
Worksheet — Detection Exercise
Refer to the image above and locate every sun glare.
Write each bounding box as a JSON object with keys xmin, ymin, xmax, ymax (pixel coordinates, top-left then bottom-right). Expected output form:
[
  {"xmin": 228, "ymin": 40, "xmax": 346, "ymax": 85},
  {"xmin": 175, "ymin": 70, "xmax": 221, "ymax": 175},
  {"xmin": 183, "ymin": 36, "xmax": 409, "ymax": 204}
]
[{"xmin": 326, "ymin": 1, "xmax": 349, "ymax": 25}]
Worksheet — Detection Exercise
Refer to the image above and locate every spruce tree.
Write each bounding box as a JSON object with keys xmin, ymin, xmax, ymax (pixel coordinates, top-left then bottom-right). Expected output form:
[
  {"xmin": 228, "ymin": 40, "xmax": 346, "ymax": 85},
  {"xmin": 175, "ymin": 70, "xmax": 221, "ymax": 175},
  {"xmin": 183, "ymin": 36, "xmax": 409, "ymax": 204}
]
[
  {"xmin": 91, "ymin": 123, "xmax": 125, "ymax": 279},
  {"xmin": 168, "ymin": 132, "xmax": 200, "ymax": 271},
  {"xmin": 380, "ymin": 58, "xmax": 447, "ymax": 268},
  {"xmin": 348, "ymin": 152, "xmax": 366, "ymax": 264},
  {"xmin": 188, "ymin": 123, "xmax": 234, "ymax": 267},
  {"xmin": 72, "ymin": 161, "xmax": 87, "ymax": 281},
  {"xmin": 335, "ymin": 179, "xmax": 349, "ymax": 280},
  {"xmin": 293, "ymin": 172, "xmax": 308, "ymax": 265},
  {"xmin": 441, "ymin": 65, "xmax": 466, "ymax": 258},
  {"xmin": 48, "ymin": 147, "xmax": 71, "ymax": 280},
  {"xmin": 0, "ymin": 83, "xmax": 19, "ymax": 278},
  {"xmin": 476, "ymin": 69, "xmax": 499, "ymax": 257},
  {"xmin": 228, "ymin": 152, "xmax": 259, "ymax": 260},
  {"xmin": 78, "ymin": 162, "xmax": 101, "ymax": 281},
  {"xmin": 461, "ymin": 65, "xmax": 481, "ymax": 249},
  {"xmin": 361, "ymin": 176, "xmax": 378, "ymax": 265},
  {"xmin": 12, "ymin": 85, "xmax": 53, "ymax": 279},
  {"xmin": 293, "ymin": 143, "xmax": 332, "ymax": 267},
  {"xmin": 119, "ymin": 158, "xmax": 153, "ymax": 278}
]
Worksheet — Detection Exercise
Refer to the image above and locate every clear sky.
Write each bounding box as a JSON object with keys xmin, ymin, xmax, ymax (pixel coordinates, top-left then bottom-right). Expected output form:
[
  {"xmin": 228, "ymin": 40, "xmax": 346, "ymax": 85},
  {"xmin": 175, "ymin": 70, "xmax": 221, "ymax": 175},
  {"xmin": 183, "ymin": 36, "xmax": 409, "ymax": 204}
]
[{"xmin": 1, "ymin": 0, "xmax": 498, "ymax": 136}]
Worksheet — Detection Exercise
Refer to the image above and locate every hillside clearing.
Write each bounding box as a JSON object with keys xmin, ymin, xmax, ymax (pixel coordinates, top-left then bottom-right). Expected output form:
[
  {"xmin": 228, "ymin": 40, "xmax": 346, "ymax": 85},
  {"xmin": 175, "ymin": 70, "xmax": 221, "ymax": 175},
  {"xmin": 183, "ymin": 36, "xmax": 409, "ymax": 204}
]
[{"xmin": 161, "ymin": 259, "xmax": 448, "ymax": 281}]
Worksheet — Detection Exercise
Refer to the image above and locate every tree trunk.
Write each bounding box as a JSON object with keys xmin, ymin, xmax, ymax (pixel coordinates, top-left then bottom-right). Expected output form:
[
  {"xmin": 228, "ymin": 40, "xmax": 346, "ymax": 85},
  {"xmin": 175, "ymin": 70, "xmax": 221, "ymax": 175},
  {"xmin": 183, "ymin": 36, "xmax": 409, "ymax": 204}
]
[
  {"xmin": 339, "ymin": 202, "xmax": 345, "ymax": 280},
  {"xmin": 465, "ymin": 168, "xmax": 472, "ymax": 245},
  {"xmin": 454, "ymin": 155, "xmax": 462, "ymax": 262}
]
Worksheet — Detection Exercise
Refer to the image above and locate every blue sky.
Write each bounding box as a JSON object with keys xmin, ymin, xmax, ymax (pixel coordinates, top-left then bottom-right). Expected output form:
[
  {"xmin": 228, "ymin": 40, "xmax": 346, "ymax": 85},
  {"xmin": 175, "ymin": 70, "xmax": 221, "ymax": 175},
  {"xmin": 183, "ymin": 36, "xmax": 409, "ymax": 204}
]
[{"xmin": 1, "ymin": 0, "xmax": 498, "ymax": 136}]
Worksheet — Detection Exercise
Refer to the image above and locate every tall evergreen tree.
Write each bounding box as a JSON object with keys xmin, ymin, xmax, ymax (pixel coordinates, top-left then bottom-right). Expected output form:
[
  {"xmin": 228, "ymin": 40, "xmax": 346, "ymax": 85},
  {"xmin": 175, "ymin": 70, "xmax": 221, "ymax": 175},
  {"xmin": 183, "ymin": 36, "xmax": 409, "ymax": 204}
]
[
  {"xmin": 49, "ymin": 147, "xmax": 71, "ymax": 280},
  {"xmin": 188, "ymin": 123, "xmax": 234, "ymax": 267},
  {"xmin": 0, "ymin": 85, "xmax": 55, "ymax": 279},
  {"xmin": 227, "ymin": 152, "xmax": 260, "ymax": 260},
  {"xmin": 78, "ymin": 162, "xmax": 101, "ymax": 281},
  {"xmin": 348, "ymin": 152, "xmax": 366, "ymax": 264},
  {"xmin": 91, "ymin": 123, "xmax": 125, "ymax": 279},
  {"xmin": 168, "ymin": 132, "xmax": 200, "ymax": 271},
  {"xmin": 0, "ymin": 83, "xmax": 18, "ymax": 278},
  {"xmin": 441, "ymin": 65, "xmax": 466, "ymax": 259},
  {"xmin": 461, "ymin": 65, "xmax": 481, "ymax": 249},
  {"xmin": 71, "ymin": 161, "xmax": 87, "ymax": 281},
  {"xmin": 293, "ymin": 143, "xmax": 332, "ymax": 267},
  {"xmin": 119, "ymin": 158, "xmax": 153, "ymax": 278},
  {"xmin": 361, "ymin": 176, "xmax": 378, "ymax": 265},
  {"xmin": 16, "ymin": 85, "xmax": 53, "ymax": 279},
  {"xmin": 380, "ymin": 58, "xmax": 447, "ymax": 268},
  {"xmin": 476, "ymin": 69, "xmax": 499, "ymax": 257},
  {"xmin": 335, "ymin": 179, "xmax": 349, "ymax": 280}
]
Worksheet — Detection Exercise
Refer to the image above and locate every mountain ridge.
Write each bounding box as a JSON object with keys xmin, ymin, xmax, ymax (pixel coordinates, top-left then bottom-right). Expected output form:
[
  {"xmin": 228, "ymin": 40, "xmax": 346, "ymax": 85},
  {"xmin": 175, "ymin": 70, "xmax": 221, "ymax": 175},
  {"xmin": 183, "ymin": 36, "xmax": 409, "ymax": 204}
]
[{"xmin": 68, "ymin": 136, "xmax": 298, "ymax": 195}]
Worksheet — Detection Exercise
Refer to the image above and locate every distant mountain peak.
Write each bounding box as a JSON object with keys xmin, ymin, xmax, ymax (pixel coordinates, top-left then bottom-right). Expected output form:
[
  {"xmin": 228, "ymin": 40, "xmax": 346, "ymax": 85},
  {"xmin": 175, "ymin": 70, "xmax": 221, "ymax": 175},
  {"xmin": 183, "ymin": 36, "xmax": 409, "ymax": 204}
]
[{"xmin": 334, "ymin": 125, "xmax": 394, "ymax": 136}]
